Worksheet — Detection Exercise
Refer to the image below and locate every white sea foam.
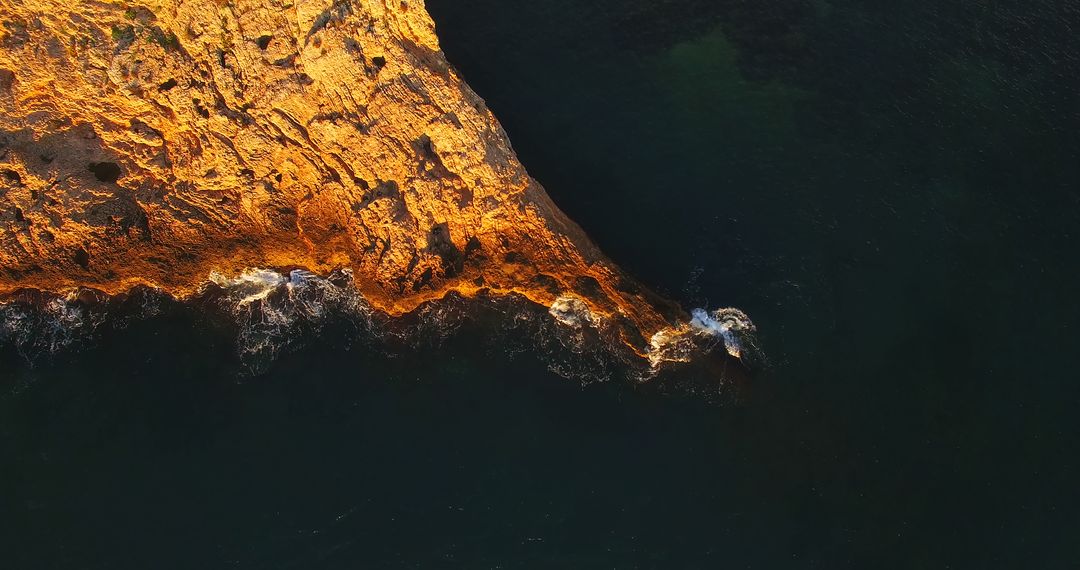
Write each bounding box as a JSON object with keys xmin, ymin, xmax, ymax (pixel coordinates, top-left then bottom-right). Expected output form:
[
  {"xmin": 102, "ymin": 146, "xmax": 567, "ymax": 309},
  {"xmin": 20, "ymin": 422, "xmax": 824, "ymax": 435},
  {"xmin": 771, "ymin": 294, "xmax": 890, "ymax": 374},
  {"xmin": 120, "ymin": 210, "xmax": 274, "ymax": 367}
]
[
  {"xmin": 544, "ymin": 293, "xmax": 757, "ymax": 374},
  {"xmin": 540, "ymin": 296, "xmax": 621, "ymax": 382},
  {"xmin": 0, "ymin": 268, "xmax": 364, "ymax": 372},
  {"xmin": 644, "ymin": 307, "xmax": 757, "ymax": 369},
  {"xmin": 688, "ymin": 307, "xmax": 755, "ymax": 360},
  {"xmin": 646, "ymin": 326, "xmax": 698, "ymax": 368},
  {"xmin": 209, "ymin": 268, "xmax": 288, "ymax": 305},
  {"xmin": 0, "ymin": 292, "xmax": 105, "ymax": 359},
  {"xmin": 2, "ymin": 268, "xmax": 757, "ymax": 384},
  {"xmin": 548, "ymin": 296, "xmax": 600, "ymax": 328},
  {"xmin": 208, "ymin": 268, "xmax": 370, "ymax": 373}
]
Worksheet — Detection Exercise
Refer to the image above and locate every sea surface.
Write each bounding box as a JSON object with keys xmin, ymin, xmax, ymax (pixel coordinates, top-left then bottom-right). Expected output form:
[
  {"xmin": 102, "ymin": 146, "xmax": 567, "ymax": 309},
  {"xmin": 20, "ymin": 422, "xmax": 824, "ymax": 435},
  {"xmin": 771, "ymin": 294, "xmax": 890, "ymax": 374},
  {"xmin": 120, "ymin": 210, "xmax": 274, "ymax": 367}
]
[{"xmin": 3, "ymin": 1, "xmax": 1079, "ymax": 568}]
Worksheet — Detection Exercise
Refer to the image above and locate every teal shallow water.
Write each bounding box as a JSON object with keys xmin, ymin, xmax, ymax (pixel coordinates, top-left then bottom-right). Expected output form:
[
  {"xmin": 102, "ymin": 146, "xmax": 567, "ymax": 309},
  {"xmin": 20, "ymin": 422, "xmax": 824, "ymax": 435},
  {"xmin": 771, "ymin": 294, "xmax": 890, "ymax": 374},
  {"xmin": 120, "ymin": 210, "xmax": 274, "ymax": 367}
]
[{"xmin": 3, "ymin": 0, "xmax": 1079, "ymax": 567}]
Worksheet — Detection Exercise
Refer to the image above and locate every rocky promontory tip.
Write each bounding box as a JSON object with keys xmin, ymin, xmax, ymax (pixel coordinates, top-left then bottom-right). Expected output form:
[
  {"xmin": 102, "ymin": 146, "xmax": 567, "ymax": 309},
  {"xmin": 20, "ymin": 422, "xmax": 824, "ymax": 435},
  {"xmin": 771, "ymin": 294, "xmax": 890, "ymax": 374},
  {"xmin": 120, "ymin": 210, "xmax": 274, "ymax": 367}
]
[{"xmin": 0, "ymin": 0, "xmax": 751, "ymax": 365}]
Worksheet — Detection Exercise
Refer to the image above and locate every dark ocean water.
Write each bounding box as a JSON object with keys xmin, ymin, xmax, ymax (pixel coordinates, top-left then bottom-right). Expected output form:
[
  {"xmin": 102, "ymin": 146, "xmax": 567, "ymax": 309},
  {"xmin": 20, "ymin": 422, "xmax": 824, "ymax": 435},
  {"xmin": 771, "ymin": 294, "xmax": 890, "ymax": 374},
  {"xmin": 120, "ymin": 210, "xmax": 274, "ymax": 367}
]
[{"xmin": 3, "ymin": 1, "xmax": 1079, "ymax": 568}]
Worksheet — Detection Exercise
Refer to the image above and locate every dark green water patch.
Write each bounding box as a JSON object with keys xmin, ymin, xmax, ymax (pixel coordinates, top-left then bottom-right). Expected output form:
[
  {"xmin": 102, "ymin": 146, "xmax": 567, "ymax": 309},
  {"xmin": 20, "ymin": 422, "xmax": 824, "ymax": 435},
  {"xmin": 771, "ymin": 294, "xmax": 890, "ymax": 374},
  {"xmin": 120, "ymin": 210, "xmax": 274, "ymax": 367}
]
[{"xmin": 427, "ymin": 0, "xmax": 1080, "ymax": 566}]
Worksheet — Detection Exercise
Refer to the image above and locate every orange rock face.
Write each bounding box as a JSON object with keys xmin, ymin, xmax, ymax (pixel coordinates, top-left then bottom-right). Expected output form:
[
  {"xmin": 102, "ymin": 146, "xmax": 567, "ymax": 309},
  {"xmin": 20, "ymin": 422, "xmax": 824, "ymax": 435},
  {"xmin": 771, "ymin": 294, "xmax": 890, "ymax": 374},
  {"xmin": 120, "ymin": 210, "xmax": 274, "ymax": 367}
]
[{"xmin": 0, "ymin": 0, "xmax": 736, "ymax": 360}]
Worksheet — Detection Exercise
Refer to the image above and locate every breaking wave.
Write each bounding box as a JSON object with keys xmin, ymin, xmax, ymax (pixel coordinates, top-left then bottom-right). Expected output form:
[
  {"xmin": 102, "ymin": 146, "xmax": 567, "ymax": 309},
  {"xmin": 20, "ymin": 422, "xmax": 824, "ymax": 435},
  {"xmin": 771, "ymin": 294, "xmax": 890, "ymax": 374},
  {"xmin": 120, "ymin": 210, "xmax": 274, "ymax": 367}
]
[
  {"xmin": 547, "ymin": 294, "xmax": 759, "ymax": 376},
  {"xmin": 1, "ymin": 269, "xmax": 758, "ymax": 388},
  {"xmin": 0, "ymin": 293, "xmax": 107, "ymax": 360},
  {"xmin": 205, "ymin": 268, "xmax": 371, "ymax": 373}
]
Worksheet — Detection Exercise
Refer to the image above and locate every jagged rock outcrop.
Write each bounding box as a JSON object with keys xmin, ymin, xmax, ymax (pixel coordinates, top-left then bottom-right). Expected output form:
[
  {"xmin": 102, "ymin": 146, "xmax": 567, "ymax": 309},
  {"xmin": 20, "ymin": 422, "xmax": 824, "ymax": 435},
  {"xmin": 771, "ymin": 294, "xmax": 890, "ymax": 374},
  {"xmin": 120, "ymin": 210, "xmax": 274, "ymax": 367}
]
[{"xmin": 0, "ymin": 0, "xmax": 703, "ymax": 356}]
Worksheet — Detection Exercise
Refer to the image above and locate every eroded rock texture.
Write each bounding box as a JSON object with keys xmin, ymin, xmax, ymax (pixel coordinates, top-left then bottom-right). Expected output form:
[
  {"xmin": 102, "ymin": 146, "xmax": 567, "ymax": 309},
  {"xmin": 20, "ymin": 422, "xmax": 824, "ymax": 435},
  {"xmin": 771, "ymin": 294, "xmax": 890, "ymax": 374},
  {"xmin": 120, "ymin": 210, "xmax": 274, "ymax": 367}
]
[{"xmin": 0, "ymin": 0, "xmax": 688, "ymax": 353}]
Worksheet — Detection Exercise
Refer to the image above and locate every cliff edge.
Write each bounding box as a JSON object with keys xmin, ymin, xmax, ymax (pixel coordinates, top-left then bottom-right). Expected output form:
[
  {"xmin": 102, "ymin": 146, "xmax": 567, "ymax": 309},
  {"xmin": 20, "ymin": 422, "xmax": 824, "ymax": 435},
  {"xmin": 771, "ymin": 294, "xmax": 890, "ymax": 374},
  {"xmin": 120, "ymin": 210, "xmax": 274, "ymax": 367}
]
[{"xmin": 0, "ymin": 0, "xmax": 745, "ymax": 361}]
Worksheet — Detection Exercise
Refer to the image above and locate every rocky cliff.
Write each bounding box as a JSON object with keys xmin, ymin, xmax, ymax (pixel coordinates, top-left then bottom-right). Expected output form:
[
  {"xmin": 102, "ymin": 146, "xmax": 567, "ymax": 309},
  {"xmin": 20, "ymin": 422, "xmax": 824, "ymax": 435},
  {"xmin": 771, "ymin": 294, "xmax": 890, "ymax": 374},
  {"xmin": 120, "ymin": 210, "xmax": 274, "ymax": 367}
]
[{"xmin": 0, "ymin": 0, "xmax": 748, "ymax": 362}]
